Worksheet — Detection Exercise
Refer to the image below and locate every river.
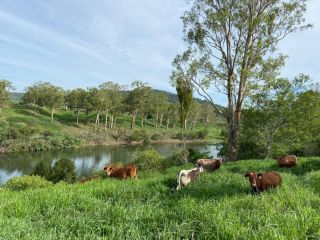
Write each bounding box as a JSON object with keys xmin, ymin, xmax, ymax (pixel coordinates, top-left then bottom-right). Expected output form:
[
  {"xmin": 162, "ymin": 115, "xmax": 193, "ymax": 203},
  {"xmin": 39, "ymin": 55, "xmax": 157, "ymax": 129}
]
[{"xmin": 0, "ymin": 143, "xmax": 220, "ymax": 185}]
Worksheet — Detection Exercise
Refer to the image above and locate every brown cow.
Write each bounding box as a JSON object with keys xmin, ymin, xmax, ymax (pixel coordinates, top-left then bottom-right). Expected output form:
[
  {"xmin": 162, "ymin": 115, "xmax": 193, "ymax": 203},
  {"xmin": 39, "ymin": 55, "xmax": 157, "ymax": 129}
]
[
  {"xmin": 276, "ymin": 155, "xmax": 297, "ymax": 168},
  {"xmin": 103, "ymin": 163, "xmax": 138, "ymax": 180},
  {"xmin": 196, "ymin": 158, "xmax": 222, "ymax": 171},
  {"xmin": 245, "ymin": 171, "xmax": 282, "ymax": 194},
  {"xmin": 176, "ymin": 166, "xmax": 203, "ymax": 190}
]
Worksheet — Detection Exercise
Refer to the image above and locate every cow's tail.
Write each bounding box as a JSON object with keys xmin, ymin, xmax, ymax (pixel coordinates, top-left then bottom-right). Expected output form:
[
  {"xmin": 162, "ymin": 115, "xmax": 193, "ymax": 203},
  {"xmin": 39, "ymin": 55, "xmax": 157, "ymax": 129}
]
[{"xmin": 176, "ymin": 171, "xmax": 183, "ymax": 191}]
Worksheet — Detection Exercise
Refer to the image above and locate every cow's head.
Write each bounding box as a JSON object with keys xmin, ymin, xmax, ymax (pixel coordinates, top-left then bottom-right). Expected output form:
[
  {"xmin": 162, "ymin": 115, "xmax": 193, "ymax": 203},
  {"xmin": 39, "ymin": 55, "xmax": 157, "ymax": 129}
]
[
  {"xmin": 245, "ymin": 172, "xmax": 258, "ymax": 193},
  {"xmin": 103, "ymin": 165, "xmax": 113, "ymax": 176},
  {"xmin": 197, "ymin": 165, "xmax": 204, "ymax": 173}
]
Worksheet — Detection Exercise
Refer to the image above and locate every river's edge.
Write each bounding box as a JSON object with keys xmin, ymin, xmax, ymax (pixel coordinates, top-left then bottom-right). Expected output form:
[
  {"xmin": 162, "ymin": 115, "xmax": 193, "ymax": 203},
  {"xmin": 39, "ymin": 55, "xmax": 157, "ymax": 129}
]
[{"xmin": 0, "ymin": 138, "xmax": 222, "ymax": 155}]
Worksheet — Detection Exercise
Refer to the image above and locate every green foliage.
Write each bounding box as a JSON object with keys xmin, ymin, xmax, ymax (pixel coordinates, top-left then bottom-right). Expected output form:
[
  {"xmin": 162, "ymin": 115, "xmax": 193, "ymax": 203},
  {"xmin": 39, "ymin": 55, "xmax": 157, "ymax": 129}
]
[
  {"xmin": 0, "ymin": 80, "xmax": 14, "ymax": 109},
  {"xmin": 187, "ymin": 128, "xmax": 209, "ymax": 140},
  {"xmin": 134, "ymin": 149, "xmax": 164, "ymax": 170},
  {"xmin": 150, "ymin": 132, "xmax": 164, "ymax": 141},
  {"xmin": 127, "ymin": 129, "xmax": 149, "ymax": 143},
  {"xmin": 5, "ymin": 175, "xmax": 52, "ymax": 191},
  {"xmin": 33, "ymin": 160, "xmax": 52, "ymax": 180},
  {"xmin": 165, "ymin": 148, "xmax": 189, "ymax": 166},
  {"xmin": 51, "ymin": 158, "xmax": 76, "ymax": 184},
  {"xmin": 22, "ymin": 82, "xmax": 64, "ymax": 123},
  {"xmin": 187, "ymin": 148, "xmax": 212, "ymax": 164}
]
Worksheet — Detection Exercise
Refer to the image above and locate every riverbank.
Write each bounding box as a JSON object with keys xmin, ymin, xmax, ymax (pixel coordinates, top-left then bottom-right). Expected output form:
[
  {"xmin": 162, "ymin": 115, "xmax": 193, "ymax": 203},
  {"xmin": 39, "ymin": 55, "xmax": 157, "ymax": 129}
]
[
  {"xmin": 1, "ymin": 157, "xmax": 320, "ymax": 239},
  {"xmin": 0, "ymin": 104, "xmax": 223, "ymax": 154}
]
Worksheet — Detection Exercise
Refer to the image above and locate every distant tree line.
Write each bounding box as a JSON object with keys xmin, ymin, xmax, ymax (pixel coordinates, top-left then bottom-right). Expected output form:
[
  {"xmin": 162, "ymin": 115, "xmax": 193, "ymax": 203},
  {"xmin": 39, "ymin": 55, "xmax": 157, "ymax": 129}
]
[{"xmin": 0, "ymin": 80, "xmax": 217, "ymax": 132}]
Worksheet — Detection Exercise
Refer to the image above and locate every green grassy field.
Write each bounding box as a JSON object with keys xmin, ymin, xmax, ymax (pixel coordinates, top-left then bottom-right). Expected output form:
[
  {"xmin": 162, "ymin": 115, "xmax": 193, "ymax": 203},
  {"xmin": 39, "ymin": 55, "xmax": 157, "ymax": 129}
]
[{"xmin": 1, "ymin": 157, "xmax": 320, "ymax": 239}]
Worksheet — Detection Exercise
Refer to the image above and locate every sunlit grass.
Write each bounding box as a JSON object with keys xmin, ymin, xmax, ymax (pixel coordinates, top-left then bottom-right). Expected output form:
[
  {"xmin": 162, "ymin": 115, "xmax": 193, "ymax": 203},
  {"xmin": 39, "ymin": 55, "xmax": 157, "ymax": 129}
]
[{"xmin": 0, "ymin": 157, "xmax": 320, "ymax": 239}]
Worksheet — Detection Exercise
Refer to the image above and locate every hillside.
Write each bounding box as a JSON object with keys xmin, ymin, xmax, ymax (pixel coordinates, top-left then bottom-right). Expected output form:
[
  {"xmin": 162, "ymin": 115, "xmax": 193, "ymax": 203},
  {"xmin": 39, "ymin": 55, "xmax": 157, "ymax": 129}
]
[
  {"xmin": 1, "ymin": 157, "xmax": 320, "ymax": 239},
  {"xmin": 0, "ymin": 103, "xmax": 223, "ymax": 153}
]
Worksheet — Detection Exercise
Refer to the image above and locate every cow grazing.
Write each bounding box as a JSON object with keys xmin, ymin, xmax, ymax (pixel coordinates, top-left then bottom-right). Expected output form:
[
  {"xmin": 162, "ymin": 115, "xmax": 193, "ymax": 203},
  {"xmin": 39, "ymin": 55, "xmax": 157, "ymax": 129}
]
[
  {"xmin": 176, "ymin": 166, "xmax": 203, "ymax": 190},
  {"xmin": 103, "ymin": 164, "xmax": 138, "ymax": 180},
  {"xmin": 276, "ymin": 155, "xmax": 297, "ymax": 168},
  {"xmin": 196, "ymin": 158, "xmax": 222, "ymax": 171},
  {"xmin": 245, "ymin": 171, "xmax": 282, "ymax": 194}
]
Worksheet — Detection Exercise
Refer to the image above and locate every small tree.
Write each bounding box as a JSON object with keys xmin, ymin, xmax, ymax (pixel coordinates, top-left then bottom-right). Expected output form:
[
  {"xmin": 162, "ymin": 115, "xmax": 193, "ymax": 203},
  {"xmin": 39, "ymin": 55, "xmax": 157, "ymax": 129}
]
[
  {"xmin": 0, "ymin": 80, "xmax": 14, "ymax": 111},
  {"xmin": 126, "ymin": 81, "xmax": 151, "ymax": 130},
  {"xmin": 32, "ymin": 160, "xmax": 52, "ymax": 180},
  {"xmin": 65, "ymin": 88, "xmax": 88, "ymax": 124},
  {"xmin": 51, "ymin": 158, "xmax": 76, "ymax": 184},
  {"xmin": 23, "ymin": 82, "xmax": 64, "ymax": 123}
]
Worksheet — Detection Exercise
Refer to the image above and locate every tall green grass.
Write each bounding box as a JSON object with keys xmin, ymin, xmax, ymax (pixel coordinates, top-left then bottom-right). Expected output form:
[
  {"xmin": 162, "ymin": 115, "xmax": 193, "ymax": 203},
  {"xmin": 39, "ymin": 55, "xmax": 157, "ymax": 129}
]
[{"xmin": 1, "ymin": 157, "xmax": 320, "ymax": 239}]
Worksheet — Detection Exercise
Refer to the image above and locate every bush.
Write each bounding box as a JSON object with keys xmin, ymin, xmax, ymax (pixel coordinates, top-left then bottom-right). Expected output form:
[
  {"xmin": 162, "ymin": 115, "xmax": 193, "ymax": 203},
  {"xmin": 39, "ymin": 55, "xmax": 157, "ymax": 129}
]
[
  {"xmin": 187, "ymin": 129, "xmax": 209, "ymax": 140},
  {"xmin": 134, "ymin": 149, "xmax": 164, "ymax": 170},
  {"xmin": 112, "ymin": 128, "xmax": 127, "ymax": 141},
  {"xmin": 173, "ymin": 148, "xmax": 189, "ymax": 165},
  {"xmin": 5, "ymin": 175, "xmax": 53, "ymax": 191},
  {"xmin": 187, "ymin": 148, "xmax": 213, "ymax": 163},
  {"xmin": 151, "ymin": 132, "xmax": 164, "ymax": 141},
  {"xmin": 33, "ymin": 160, "xmax": 52, "ymax": 180},
  {"xmin": 51, "ymin": 158, "xmax": 76, "ymax": 183},
  {"xmin": 127, "ymin": 130, "xmax": 149, "ymax": 143}
]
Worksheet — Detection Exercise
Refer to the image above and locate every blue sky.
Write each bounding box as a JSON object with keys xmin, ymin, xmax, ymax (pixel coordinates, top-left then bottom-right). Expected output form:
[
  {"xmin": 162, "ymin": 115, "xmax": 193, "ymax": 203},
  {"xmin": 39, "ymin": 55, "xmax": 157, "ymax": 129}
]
[{"xmin": 0, "ymin": 0, "xmax": 319, "ymax": 106}]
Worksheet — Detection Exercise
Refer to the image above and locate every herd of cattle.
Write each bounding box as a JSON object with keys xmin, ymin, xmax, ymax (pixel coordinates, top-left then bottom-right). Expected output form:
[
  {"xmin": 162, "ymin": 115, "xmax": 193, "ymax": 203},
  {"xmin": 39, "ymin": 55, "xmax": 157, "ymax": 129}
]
[{"xmin": 81, "ymin": 154, "xmax": 298, "ymax": 194}]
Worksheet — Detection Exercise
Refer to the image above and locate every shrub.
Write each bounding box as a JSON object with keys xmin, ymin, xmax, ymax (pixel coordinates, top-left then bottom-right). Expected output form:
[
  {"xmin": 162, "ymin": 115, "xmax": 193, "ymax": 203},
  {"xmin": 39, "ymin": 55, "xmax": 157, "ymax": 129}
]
[
  {"xmin": 187, "ymin": 129, "xmax": 209, "ymax": 140},
  {"xmin": 5, "ymin": 175, "xmax": 53, "ymax": 191},
  {"xmin": 51, "ymin": 158, "xmax": 76, "ymax": 183},
  {"xmin": 112, "ymin": 128, "xmax": 127, "ymax": 141},
  {"xmin": 127, "ymin": 130, "xmax": 149, "ymax": 143},
  {"xmin": 165, "ymin": 148, "xmax": 189, "ymax": 166},
  {"xmin": 0, "ymin": 119, "xmax": 9, "ymax": 130},
  {"xmin": 32, "ymin": 160, "xmax": 52, "ymax": 180},
  {"xmin": 151, "ymin": 132, "xmax": 164, "ymax": 141},
  {"xmin": 187, "ymin": 148, "xmax": 213, "ymax": 163},
  {"xmin": 134, "ymin": 149, "xmax": 164, "ymax": 170}
]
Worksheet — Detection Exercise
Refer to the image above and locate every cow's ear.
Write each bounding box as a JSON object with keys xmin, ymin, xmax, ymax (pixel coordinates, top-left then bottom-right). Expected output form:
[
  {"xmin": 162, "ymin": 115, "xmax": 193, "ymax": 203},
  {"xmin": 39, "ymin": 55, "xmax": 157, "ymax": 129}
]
[
  {"xmin": 257, "ymin": 173, "xmax": 263, "ymax": 178},
  {"xmin": 244, "ymin": 173, "xmax": 249, "ymax": 177}
]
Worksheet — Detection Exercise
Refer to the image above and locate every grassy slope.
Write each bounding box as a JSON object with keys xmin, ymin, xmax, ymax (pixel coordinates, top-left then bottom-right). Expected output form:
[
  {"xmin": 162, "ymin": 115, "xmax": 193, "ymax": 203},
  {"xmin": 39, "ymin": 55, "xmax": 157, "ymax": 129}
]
[
  {"xmin": 0, "ymin": 104, "xmax": 222, "ymax": 144},
  {"xmin": 1, "ymin": 157, "xmax": 320, "ymax": 239}
]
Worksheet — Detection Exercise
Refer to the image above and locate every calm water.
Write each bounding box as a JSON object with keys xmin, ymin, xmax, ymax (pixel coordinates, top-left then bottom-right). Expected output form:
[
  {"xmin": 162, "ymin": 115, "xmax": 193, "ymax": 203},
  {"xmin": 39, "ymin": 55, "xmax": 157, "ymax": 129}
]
[{"xmin": 0, "ymin": 143, "xmax": 220, "ymax": 185}]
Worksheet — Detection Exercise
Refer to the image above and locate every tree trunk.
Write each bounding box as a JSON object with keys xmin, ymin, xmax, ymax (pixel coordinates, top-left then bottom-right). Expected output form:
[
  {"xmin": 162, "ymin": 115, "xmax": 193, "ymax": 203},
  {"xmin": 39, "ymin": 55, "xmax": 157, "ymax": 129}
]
[
  {"xmin": 166, "ymin": 116, "xmax": 170, "ymax": 129},
  {"xmin": 94, "ymin": 109, "xmax": 101, "ymax": 132},
  {"xmin": 104, "ymin": 115, "xmax": 108, "ymax": 131},
  {"xmin": 51, "ymin": 108, "xmax": 55, "ymax": 123},
  {"xmin": 159, "ymin": 115, "xmax": 164, "ymax": 128},
  {"xmin": 155, "ymin": 110, "xmax": 159, "ymax": 129},
  {"xmin": 131, "ymin": 112, "xmax": 136, "ymax": 130},
  {"xmin": 110, "ymin": 115, "xmax": 114, "ymax": 129},
  {"xmin": 141, "ymin": 117, "xmax": 144, "ymax": 127},
  {"xmin": 76, "ymin": 109, "xmax": 79, "ymax": 125}
]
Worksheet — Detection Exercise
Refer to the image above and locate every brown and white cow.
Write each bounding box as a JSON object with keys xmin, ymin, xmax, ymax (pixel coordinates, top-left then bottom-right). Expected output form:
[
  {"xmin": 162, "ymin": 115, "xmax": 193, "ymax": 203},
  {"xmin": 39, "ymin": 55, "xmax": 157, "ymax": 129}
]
[
  {"xmin": 176, "ymin": 166, "xmax": 203, "ymax": 190},
  {"xmin": 245, "ymin": 171, "xmax": 282, "ymax": 194},
  {"xmin": 276, "ymin": 155, "xmax": 297, "ymax": 168},
  {"xmin": 196, "ymin": 158, "xmax": 222, "ymax": 171},
  {"xmin": 103, "ymin": 163, "xmax": 138, "ymax": 180}
]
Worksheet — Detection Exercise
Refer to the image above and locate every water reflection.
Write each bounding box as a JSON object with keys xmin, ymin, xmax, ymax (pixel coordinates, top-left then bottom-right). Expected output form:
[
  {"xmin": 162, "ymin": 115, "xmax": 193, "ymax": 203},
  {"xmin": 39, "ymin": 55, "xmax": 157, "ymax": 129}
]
[{"xmin": 0, "ymin": 143, "xmax": 220, "ymax": 185}]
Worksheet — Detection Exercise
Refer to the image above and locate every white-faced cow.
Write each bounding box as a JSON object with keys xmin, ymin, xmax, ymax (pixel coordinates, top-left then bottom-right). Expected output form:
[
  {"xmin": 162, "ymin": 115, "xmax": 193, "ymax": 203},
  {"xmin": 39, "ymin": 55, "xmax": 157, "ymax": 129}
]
[
  {"xmin": 245, "ymin": 171, "xmax": 282, "ymax": 194},
  {"xmin": 176, "ymin": 166, "xmax": 203, "ymax": 190}
]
